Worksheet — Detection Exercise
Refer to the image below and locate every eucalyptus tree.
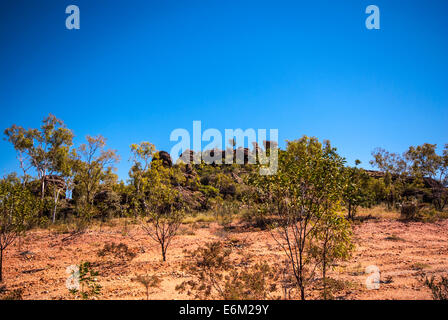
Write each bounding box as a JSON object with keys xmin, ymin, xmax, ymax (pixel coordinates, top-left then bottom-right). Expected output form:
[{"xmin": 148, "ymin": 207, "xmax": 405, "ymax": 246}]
[
  {"xmin": 72, "ymin": 135, "xmax": 119, "ymax": 219},
  {"xmin": 129, "ymin": 142, "xmax": 156, "ymax": 193},
  {"xmin": 4, "ymin": 115, "xmax": 74, "ymax": 222},
  {"xmin": 370, "ymin": 147, "xmax": 409, "ymax": 208},
  {"xmin": 4, "ymin": 114, "xmax": 74, "ymax": 198},
  {"xmin": 250, "ymin": 136, "xmax": 350, "ymax": 300},
  {"xmin": 0, "ymin": 178, "xmax": 40, "ymax": 281},
  {"xmin": 138, "ymin": 154, "xmax": 186, "ymax": 262},
  {"xmin": 342, "ymin": 160, "xmax": 372, "ymax": 220},
  {"xmin": 405, "ymin": 143, "xmax": 448, "ymax": 211}
]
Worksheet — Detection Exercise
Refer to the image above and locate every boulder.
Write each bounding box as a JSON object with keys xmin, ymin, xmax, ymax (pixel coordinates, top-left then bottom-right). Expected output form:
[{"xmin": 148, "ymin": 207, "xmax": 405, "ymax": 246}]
[{"xmin": 152, "ymin": 151, "xmax": 172, "ymax": 167}]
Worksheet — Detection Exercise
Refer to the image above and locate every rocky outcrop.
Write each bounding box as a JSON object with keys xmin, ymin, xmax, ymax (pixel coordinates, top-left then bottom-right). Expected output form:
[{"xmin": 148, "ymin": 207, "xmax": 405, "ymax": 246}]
[{"xmin": 152, "ymin": 151, "xmax": 172, "ymax": 167}]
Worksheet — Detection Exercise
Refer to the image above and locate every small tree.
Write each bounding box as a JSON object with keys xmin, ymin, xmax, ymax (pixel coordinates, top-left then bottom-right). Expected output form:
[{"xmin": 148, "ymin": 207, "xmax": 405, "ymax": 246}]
[
  {"xmin": 250, "ymin": 136, "xmax": 348, "ymax": 300},
  {"xmin": 138, "ymin": 156, "xmax": 186, "ymax": 262},
  {"xmin": 342, "ymin": 160, "xmax": 372, "ymax": 220},
  {"xmin": 129, "ymin": 142, "xmax": 156, "ymax": 193},
  {"xmin": 0, "ymin": 179, "xmax": 39, "ymax": 282},
  {"xmin": 134, "ymin": 275, "xmax": 162, "ymax": 300},
  {"xmin": 312, "ymin": 211, "xmax": 353, "ymax": 299}
]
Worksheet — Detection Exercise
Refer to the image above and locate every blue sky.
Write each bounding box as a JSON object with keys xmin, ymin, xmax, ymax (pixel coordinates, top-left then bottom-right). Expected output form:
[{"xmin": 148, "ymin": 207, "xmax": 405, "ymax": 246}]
[{"xmin": 1, "ymin": 0, "xmax": 447, "ymax": 181}]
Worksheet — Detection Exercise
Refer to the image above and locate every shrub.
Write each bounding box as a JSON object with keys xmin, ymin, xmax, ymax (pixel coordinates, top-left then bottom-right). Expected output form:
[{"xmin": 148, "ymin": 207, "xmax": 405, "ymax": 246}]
[
  {"xmin": 134, "ymin": 275, "xmax": 162, "ymax": 300},
  {"xmin": 97, "ymin": 242, "xmax": 136, "ymax": 261},
  {"xmin": 423, "ymin": 275, "xmax": 448, "ymax": 300},
  {"xmin": 176, "ymin": 242, "xmax": 279, "ymax": 300},
  {"xmin": 68, "ymin": 261, "xmax": 102, "ymax": 300},
  {"xmin": 0, "ymin": 287, "xmax": 23, "ymax": 300},
  {"xmin": 400, "ymin": 202, "xmax": 419, "ymax": 220}
]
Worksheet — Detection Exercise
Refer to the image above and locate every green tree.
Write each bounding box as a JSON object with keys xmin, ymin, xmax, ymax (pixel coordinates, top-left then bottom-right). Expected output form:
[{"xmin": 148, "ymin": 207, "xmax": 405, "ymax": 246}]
[
  {"xmin": 72, "ymin": 135, "xmax": 119, "ymax": 219},
  {"xmin": 312, "ymin": 211, "xmax": 353, "ymax": 299},
  {"xmin": 370, "ymin": 148, "xmax": 409, "ymax": 208},
  {"xmin": 0, "ymin": 178, "xmax": 39, "ymax": 282},
  {"xmin": 405, "ymin": 143, "xmax": 448, "ymax": 211},
  {"xmin": 342, "ymin": 160, "xmax": 372, "ymax": 220},
  {"xmin": 4, "ymin": 114, "xmax": 74, "ymax": 199},
  {"xmin": 4, "ymin": 115, "xmax": 74, "ymax": 222},
  {"xmin": 250, "ymin": 136, "xmax": 348, "ymax": 300},
  {"xmin": 138, "ymin": 155, "xmax": 186, "ymax": 261},
  {"xmin": 129, "ymin": 142, "xmax": 156, "ymax": 193}
]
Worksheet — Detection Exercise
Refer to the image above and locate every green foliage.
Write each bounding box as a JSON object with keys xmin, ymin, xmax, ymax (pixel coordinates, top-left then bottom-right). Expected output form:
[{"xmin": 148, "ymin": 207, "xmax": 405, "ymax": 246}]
[
  {"xmin": 69, "ymin": 261, "xmax": 102, "ymax": 300},
  {"xmin": 137, "ymin": 154, "xmax": 186, "ymax": 261},
  {"xmin": 72, "ymin": 135, "xmax": 120, "ymax": 220},
  {"xmin": 367, "ymin": 178, "xmax": 388, "ymax": 204},
  {"xmin": 342, "ymin": 161, "xmax": 373, "ymax": 220},
  {"xmin": 248, "ymin": 136, "xmax": 351, "ymax": 300},
  {"xmin": 4, "ymin": 114, "xmax": 74, "ymax": 195},
  {"xmin": 224, "ymin": 262, "xmax": 279, "ymax": 300},
  {"xmin": 311, "ymin": 211, "xmax": 354, "ymax": 299},
  {"xmin": 0, "ymin": 179, "xmax": 40, "ymax": 281},
  {"xmin": 405, "ymin": 143, "xmax": 448, "ymax": 211},
  {"xmin": 371, "ymin": 144, "xmax": 448, "ymax": 212}
]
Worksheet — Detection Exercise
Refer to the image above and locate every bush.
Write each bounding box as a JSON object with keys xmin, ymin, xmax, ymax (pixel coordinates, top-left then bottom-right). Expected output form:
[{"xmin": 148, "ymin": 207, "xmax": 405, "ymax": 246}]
[
  {"xmin": 400, "ymin": 202, "xmax": 419, "ymax": 220},
  {"xmin": 0, "ymin": 287, "xmax": 23, "ymax": 300},
  {"xmin": 133, "ymin": 274, "xmax": 162, "ymax": 300},
  {"xmin": 97, "ymin": 242, "xmax": 136, "ymax": 261},
  {"xmin": 175, "ymin": 242, "xmax": 279, "ymax": 300},
  {"xmin": 68, "ymin": 261, "xmax": 102, "ymax": 300},
  {"xmin": 423, "ymin": 275, "xmax": 448, "ymax": 300}
]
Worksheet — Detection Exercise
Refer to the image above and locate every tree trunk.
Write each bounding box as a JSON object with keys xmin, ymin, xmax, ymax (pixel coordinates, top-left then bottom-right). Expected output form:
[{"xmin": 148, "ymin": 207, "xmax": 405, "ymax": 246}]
[
  {"xmin": 41, "ymin": 175, "xmax": 46, "ymax": 199},
  {"xmin": 322, "ymin": 254, "xmax": 327, "ymax": 299},
  {"xmin": 53, "ymin": 188, "xmax": 61, "ymax": 223},
  {"xmin": 161, "ymin": 244, "xmax": 167, "ymax": 262}
]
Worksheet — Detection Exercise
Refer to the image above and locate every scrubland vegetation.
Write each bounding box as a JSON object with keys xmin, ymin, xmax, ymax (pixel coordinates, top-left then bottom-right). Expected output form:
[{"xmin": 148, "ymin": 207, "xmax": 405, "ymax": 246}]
[{"xmin": 0, "ymin": 114, "xmax": 447, "ymax": 300}]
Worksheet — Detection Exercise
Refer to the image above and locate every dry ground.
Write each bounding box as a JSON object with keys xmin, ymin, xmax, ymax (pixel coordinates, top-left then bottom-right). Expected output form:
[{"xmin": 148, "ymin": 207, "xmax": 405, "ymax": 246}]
[{"xmin": 1, "ymin": 208, "xmax": 447, "ymax": 300}]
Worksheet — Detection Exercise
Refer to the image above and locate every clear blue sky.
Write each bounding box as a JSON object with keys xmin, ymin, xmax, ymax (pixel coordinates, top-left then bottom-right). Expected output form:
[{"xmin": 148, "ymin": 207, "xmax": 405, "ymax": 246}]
[{"xmin": 1, "ymin": 0, "xmax": 447, "ymax": 181}]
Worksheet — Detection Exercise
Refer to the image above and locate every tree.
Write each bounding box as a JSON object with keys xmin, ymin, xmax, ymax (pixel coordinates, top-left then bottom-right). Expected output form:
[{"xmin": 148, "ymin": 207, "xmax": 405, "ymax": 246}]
[
  {"xmin": 312, "ymin": 211, "xmax": 353, "ymax": 299},
  {"xmin": 0, "ymin": 178, "xmax": 39, "ymax": 282},
  {"xmin": 370, "ymin": 148, "xmax": 409, "ymax": 208},
  {"xmin": 72, "ymin": 135, "xmax": 119, "ymax": 219},
  {"xmin": 4, "ymin": 114, "xmax": 74, "ymax": 199},
  {"xmin": 129, "ymin": 142, "xmax": 156, "ymax": 193},
  {"xmin": 405, "ymin": 143, "xmax": 448, "ymax": 211},
  {"xmin": 250, "ymin": 136, "xmax": 348, "ymax": 300},
  {"xmin": 4, "ymin": 115, "xmax": 74, "ymax": 223},
  {"xmin": 342, "ymin": 160, "xmax": 372, "ymax": 220},
  {"xmin": 138, "ymin": 155, "xmax": 186, "ymax": 261}
]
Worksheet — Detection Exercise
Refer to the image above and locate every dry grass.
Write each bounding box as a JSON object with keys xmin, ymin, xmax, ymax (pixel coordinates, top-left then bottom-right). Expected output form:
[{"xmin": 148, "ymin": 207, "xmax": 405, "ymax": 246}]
[
  {"xmin": 356, "ymin": 205, "xmax": 401, "ymax": 220},
  {"xmin": 182, "ymin": 212, "xmax": 216, "ymax": 224}
]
